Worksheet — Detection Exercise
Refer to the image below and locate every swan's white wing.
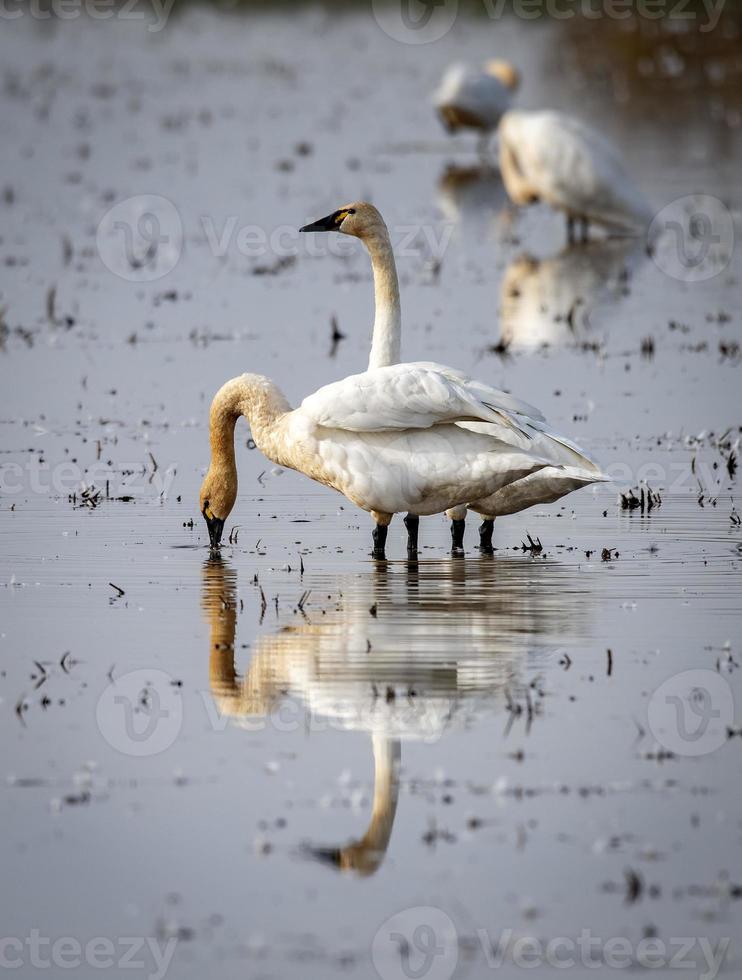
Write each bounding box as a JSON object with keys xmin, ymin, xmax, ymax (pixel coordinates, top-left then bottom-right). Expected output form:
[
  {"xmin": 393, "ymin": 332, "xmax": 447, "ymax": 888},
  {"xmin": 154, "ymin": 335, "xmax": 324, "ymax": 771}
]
[
  {"xmin": 410, "ymin": 361, "xmax": 546, "ymax": 423},
  {"xmin": 500, "ymin": 110, "xmax": 652, "ymax": 230},
  {"xmin": 470, "ymin": 464, "xmax": 611, "ymax": 518},
  {"xmin": 300, "ymin": 364, "xmax": 533, "ymax": 434},
  {"xmin": 460, "ymin": 417, "xmax": 608, "ymax": 474}
]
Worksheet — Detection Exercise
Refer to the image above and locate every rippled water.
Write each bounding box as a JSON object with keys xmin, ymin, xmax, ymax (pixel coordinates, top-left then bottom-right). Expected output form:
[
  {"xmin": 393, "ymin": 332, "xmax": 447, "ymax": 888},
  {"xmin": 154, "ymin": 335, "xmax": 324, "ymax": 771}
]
[{"xmin": 1, "ymin": 5, "xmax": 741, "ymax": 979}]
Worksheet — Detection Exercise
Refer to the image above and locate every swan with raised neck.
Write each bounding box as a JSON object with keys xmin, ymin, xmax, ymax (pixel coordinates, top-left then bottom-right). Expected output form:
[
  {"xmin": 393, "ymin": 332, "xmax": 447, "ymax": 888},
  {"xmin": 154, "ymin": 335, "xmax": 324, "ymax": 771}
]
[
  {"xmin": 300, "ymin": 202, "xmax": 401, "ymax": 369},
  {"xmin": 299, "ymin": 201, "xmax": 611, "ymax": 555}
]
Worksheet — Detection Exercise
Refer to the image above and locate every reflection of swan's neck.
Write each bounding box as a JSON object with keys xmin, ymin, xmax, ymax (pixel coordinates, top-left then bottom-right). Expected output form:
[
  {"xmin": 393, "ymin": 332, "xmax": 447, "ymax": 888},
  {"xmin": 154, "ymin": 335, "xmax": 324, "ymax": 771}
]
[
  {"xmin": 366, "ymin": 230, "xmax": 401, "ymax": 370},
  {"xmin": 361, "ymin": 732, "xmax": 401, "ymax": 860},
  {"xmin": 205, "ymin": 559, "xmax": 281, "ymax": 718},
  {"xmin": 314, "ymin": 732, "xmax": 401, "ymax": 877},
  {"xmin": 204, "ymin": 560, "xmax": 242, "ymax": 712}
]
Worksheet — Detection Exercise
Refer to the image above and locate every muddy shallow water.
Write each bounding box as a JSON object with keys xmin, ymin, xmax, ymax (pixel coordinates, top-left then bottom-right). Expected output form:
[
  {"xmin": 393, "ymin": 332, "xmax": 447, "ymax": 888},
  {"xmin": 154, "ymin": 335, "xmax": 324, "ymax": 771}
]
[{"xmin": 1, "ymin": 5, "xmax": 741, "ymax": 979}]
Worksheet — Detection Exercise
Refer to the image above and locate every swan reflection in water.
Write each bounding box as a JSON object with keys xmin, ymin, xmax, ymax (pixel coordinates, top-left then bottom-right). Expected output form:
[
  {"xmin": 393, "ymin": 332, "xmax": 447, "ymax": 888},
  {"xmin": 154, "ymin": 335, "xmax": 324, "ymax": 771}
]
[
  {"xmin": 499, "ymin": 237, "xmax": 646, "ymax": 349},
  {"xmin": 203, "ymin": 555, "xmax": 588, "ymax": 876},
  {"xmin": 437, "ymin": 163, "xmax": 511, "ymax": 237}
]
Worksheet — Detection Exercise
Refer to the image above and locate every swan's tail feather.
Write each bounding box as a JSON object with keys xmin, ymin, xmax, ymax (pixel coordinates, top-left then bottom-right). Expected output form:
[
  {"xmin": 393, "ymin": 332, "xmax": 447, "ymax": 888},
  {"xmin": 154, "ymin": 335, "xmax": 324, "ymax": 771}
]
[{"xmin": 481, "ymin": 402, "xmax": 533, "ymax": 439}]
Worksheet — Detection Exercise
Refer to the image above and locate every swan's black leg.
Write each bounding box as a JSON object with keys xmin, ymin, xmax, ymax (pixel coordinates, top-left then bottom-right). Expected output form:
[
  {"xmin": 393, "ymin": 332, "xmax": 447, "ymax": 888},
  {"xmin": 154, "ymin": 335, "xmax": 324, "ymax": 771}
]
[
  {"xmin": 372, "ymin": 524, "xmax": 388, "ymax": 560},
  {"xmin": 579, "ymin": 217, "xmax": 589, "ymax": 242},
  {"xmin": 566, "ymin": 214, "xmax": 576, "ymax": 245},
  {"xmin": 450, "ymin": 518, "xmax": 466, "ymax": 554},
  {"xmin": 404, "ymin": 514, "xmax": 419, "ymax": 558},
  {"xmin": 479, "ymin": 519, "xmax": 495, "ymax": 554}
]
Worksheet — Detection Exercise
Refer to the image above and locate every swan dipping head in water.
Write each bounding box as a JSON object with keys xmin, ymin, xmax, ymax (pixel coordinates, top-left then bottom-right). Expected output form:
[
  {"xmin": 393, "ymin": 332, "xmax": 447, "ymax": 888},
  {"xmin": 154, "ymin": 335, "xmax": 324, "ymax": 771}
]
[
  {"xmin": 498, "ymin": 109, "xmax": 653, "ymax": 241},
  {"xmin": 433, "ymin": 60, "xmax": 520, "ymax": 155},
  {"xmin": 199, "ymin": 205, "xmax": 609, "ymax": 557}
]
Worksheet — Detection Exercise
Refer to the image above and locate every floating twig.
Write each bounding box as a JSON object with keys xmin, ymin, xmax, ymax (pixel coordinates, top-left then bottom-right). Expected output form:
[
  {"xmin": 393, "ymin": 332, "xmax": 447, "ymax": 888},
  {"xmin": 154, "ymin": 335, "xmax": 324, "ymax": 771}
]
[{"xmin": 521, "ymin": 533, "xmax": 542, "ymax": 555}]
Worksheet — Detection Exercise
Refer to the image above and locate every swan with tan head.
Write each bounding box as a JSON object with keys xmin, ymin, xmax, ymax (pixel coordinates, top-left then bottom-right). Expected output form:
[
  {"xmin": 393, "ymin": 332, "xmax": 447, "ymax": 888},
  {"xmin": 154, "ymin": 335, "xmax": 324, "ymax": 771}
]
[
  {"xmin": 433, "ymin": 59, "xmax": 520, "ymax": 154},
  {"xmin": 299, "ymin": 202, "xmax": 610, "ymax": 554},
  {"xmin": 199, "ymin": 222, "xmax": 553, "ymax": 557}
]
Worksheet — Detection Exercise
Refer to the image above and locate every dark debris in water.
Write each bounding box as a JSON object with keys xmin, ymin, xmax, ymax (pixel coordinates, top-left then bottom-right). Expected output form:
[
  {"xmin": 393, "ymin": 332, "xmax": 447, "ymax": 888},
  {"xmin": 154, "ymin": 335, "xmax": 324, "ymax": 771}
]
[
  {"xmin": 520, "ymin": 533, "xmax": 543, "ymax": 555},
  {"xmin": 620, "ymin": 484, "xmax": 661, "ymax": 514}
]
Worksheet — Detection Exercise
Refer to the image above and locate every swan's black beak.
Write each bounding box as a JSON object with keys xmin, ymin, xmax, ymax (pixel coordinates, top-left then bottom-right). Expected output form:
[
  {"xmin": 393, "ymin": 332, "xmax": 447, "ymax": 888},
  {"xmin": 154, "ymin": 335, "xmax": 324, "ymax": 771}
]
[
  {"xmin": 203, "ymin": 510, "xmax": 225, "ymax": 549},
  {"xmin": 299, "ymin": 212, "xmax": 338, "ymax": 233}
]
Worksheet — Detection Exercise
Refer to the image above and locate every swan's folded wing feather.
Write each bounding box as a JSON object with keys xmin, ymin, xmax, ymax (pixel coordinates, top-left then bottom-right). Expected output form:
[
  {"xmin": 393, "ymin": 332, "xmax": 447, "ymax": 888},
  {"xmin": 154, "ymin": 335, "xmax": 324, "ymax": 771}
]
[
  {"xmin": 300, "ymin": 364, "xmax": 530, "ymax": 433},
  {"xmin": 409, "ymin": 361, "xmax": 546, "ymax": 423}
]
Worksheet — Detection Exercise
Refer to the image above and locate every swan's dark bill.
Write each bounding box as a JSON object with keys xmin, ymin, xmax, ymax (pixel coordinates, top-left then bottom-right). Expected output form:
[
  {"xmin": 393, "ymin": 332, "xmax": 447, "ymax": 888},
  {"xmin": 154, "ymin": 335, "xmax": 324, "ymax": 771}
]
[
  {"xmin": 299, "ymin": 207, "xmax": 354, "ymax": 233},
  {"xmin": 204, "ymin": 511, "xmax": 225, "ymax": 549}
]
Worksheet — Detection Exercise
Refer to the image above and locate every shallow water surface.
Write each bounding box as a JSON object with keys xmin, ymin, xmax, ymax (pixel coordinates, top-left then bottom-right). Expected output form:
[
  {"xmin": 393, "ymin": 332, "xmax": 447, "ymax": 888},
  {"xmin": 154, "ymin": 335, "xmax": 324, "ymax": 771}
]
[{"xmin": 1, "ymin": 6, "xmax": 741, "ymax": 979}]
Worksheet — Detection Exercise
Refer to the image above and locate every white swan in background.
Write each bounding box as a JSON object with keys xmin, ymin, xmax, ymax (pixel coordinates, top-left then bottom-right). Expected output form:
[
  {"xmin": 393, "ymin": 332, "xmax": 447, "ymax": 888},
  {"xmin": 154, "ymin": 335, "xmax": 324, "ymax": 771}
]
[
  {"xmin": 433, "ymin": 60, "xmax": 520, "ymax": 153},
  {"xmin": 199, "ymin": 358, "xmax": 551, "ymax": 557},
  {"xmin": 499, "ymin": 237, "xmax": 645, "ymax": 348},
  {"xmin": 300, "ymin": 202, "xmax": 609, "ymax": 554},
  {"xmin": 498, "ymin": 110, "xmax": 653, "ymax": 241}
]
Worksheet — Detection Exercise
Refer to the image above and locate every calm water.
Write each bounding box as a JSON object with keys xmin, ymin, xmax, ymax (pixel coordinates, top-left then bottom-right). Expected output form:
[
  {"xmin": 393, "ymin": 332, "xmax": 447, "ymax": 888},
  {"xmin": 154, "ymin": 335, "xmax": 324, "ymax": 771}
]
[{"xmin": 1, "ymin": 5, "xmax": 741, "ymax": 979}]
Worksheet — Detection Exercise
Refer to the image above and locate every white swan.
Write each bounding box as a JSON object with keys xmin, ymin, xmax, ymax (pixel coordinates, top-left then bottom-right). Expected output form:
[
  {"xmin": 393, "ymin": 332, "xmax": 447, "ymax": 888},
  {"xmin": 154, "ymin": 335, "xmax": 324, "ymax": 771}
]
[
  {"xmin": 498, "ymin": 109, "xmax": 653, "ymax": 241},
  {"xmin": 300, "ymin": 202, "xmax": 610, "ymax": 554},
  {"xmin": 433, "ymin": 60, "xmax": 520, "ymax": 153},
  {"xmin": 198, "ymin": 359, "xmax": 551, "ymax": 557}
]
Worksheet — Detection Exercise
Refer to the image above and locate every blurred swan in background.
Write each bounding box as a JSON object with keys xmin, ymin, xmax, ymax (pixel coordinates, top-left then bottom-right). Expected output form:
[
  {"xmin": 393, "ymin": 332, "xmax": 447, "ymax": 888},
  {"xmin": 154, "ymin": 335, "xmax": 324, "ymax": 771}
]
[
  {"xmin": 499, "ymin": 110, "xmax": 653, "ymax": 241},
  {"xmin": 203, "ymin": 555, "xmax": 587, "ymax": 874},
  {"xmin": 499, "ymin": 237, "xmax": 646, "ymax": 349},
  {"xmin": 434, "ymin": 60, "xmax": 520, "ymax": 154},
  {"xmin": 301, "ymin": 202, "xmax": 609, "ymax": 555}
]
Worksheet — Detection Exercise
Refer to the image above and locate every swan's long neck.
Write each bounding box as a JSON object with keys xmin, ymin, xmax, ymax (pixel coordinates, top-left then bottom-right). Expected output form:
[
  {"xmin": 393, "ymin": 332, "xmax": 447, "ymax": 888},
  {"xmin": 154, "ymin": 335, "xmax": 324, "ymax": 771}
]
[
  {"xmin": 365, "ymin": 230, "xmax": 401, "ymax": 369},
  {"xmin": 210, "ymin": 374, "xmax": 292, "ymax": 468}
]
